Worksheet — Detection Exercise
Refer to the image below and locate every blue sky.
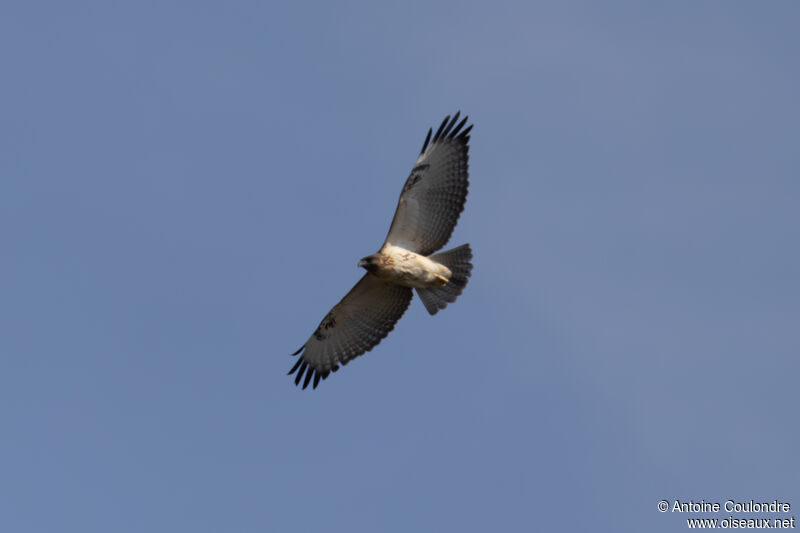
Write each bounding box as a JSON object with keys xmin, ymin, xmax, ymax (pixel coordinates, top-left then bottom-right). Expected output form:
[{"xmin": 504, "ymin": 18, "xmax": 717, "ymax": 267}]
[{"xmin": 2, "ymin": 2, "xmax": 798, "ymax": 531}]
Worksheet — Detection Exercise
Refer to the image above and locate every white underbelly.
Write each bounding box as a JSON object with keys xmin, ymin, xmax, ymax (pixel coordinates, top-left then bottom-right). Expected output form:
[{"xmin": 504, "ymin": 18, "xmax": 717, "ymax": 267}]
[{"xmin": 377, "ymin": 244, "xmax": 451, "ymax": 288}]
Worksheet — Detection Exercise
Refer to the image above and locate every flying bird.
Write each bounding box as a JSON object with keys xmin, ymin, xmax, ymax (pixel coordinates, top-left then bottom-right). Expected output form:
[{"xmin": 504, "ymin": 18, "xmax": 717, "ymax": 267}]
[{"xmin": 289, "ymin": 112, "xmax": 474, "ymax": 389}]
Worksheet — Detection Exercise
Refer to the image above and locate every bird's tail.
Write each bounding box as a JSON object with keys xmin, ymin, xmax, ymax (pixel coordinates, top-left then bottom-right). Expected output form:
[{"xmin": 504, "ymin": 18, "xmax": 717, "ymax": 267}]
[{"xmin": 416, "ymin": 244, "xmax": 473, "ymax": 315}]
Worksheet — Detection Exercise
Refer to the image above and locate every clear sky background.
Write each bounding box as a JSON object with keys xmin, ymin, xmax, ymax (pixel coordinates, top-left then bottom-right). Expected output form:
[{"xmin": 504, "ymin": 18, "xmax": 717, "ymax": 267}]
[{"xmin": 2, "ymin": 2, "xmax": 798, "ymax": 532}]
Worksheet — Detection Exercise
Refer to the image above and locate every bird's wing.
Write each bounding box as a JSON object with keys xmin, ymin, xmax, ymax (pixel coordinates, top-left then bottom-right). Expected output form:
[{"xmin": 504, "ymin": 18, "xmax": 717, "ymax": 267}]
[
  {"xmin": 383, "ymin": 112, "xmax": 472, "ymax": 256},
  {"xmin": 289, "ymin": 274, "xmax": 413, "ymax": 389}
]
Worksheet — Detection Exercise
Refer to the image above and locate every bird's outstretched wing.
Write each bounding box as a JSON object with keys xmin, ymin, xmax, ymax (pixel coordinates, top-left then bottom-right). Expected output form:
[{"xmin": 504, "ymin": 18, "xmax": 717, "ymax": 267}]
[
  {"xmin": 383, "ymin": 112, "xmax": 472, "ymax": 256},
  {"xmin": 289, "ymin": 274, "xmax": 413, "ymax": 389}
]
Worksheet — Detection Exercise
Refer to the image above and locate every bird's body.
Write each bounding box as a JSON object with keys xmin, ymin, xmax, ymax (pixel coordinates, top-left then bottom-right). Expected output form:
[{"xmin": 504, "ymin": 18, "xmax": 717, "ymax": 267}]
[
  {"xmin": 289, "ymin": 112, "xmax": 474, "ymax": 389},
  {"xmin": 360, "ymin": 244, "xmax": 452, "ymax": 289}
]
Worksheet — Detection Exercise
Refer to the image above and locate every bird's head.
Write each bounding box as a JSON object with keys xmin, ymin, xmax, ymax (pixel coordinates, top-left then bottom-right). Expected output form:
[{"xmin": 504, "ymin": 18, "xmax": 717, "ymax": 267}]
[{"xmin": 358, "ymin": 254, "xmax": 380, "ymax": 273}]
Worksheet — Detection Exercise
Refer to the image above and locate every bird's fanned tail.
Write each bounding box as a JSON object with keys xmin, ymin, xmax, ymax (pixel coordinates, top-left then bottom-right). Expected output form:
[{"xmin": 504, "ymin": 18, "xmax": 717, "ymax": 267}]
[{"xmin": 416, "ymin": 244, "xmax": 473, "ymax": 315}]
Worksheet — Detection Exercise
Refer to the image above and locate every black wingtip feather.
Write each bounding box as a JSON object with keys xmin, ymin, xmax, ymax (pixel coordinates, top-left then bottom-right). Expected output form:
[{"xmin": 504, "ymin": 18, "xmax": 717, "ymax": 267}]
[
  {"xmin": 288, "ymin": 357, "xmax": 304, "ymax": 376},
  {"xmin": 426, "ymin": 112, "xmax": 472, "ymax": 150},
  {"xmin": 294, "ymin": 361, "xmax": 308, "ymax": 385},
  {"xmin": 420, "ymin": 128, "xmax": 432, "ymax": 154},
  {"xmin": 303, "ymin": 368, "xmax": 313, "ymax": 389},
  {"xmin": 449, "ymin": 115, "xmax": 469, "ymax": 139},
  {"xmin": 291, "ymin": 345, "xmax": 304, "ymax": 356},
  {"xmin": 441, "ymin": 112, "xmax": 460, "ymax": 139},
  {"xmin": 432, "ymin": 115, "xmax": 450, "ymax": 142},
  {"xmin": 289, "ymin": 357, "xmax": 331, "ymax": 389}
]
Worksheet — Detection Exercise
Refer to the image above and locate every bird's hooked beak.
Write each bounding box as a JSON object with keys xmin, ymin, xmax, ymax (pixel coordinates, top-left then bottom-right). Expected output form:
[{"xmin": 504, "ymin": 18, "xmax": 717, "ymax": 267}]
[{"xmin": 358, "ymin": 255, "xmax": 378, "ymax": 272}]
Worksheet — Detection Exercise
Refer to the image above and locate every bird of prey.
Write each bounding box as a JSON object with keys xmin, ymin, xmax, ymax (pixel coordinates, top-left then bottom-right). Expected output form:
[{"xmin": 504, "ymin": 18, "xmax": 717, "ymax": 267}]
[{"xmin": 289, "ymin": 112, "xmax": 474, "ymax": 389}]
